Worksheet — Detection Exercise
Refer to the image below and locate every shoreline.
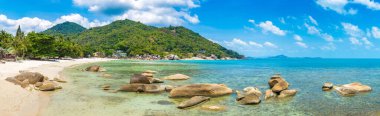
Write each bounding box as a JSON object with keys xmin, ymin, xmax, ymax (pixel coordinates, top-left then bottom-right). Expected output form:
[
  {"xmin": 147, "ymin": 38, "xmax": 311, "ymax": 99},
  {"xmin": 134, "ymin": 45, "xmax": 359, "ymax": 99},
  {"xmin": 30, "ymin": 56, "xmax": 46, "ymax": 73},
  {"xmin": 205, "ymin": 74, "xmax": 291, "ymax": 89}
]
[{"xmin": 0, "ymin": 58, "xmax": 115, "ymax": 116}]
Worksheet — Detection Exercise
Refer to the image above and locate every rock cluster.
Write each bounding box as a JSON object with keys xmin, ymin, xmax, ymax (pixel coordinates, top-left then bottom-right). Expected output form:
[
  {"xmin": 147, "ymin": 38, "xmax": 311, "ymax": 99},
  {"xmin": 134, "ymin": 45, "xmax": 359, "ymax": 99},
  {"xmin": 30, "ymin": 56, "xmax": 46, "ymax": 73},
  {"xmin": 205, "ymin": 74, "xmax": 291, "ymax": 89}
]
[
  {"xmin": 85, "ymin": 65, "xmax": 106, "ymax": 72},
  {"xmin": 6, "ymin": 72, "xmax": 64, "ymax": 91},
  {"xmin": 236, "ymin": 87, "xmax": 262, "ymax": 104},
  {"xmin": 130, "ymin": 70, "xmax": 163, "ymax": 84},
  {"xmin": 265, "ymin": 74, "xmax": 297, "ymax": 100},
  {"xmin": 119, "ymin": 70, "xmax": 172, "ymax": 93}
]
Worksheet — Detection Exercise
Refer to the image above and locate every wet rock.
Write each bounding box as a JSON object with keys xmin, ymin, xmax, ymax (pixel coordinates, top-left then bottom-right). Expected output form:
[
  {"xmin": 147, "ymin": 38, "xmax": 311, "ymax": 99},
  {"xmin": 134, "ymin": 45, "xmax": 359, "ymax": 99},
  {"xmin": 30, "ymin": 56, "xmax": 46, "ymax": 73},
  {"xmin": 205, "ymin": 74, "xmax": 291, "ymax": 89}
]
[
  {"xmin": 177, "ymin": 96, "xmax": 211, "ymax": 109},
  {"xmin": 322, "ymin": 82, "xmax": 334, "ymax": 91},
  {"xmin": 169, "ymin": 84, "xmax": 233, "ymax": 98},
  {"xmin": 102, "ymin": 73, "xmax": 112, "ymax": 78},
  {"xmin": 201, "ymin": 105, "xmax": 227, "ymax": 111},
  {"xmin": 130, "ymin": 74, "xmax": 153, "ymax": 84},
  {"xmin": 278, "ymin": 89, "xmax": 297, "ymax": 98},
  {"xmin": 119, "ymin": 84, "xmax": 167, "ymax": 93},
  {"xmin": 152, "ymin": 78, "xmax": 164, "ymax": 83},
  {"xmin": 14, "ymin": 72, "xmax": 45, "ymax": 84},
  {"xmin": 164, "ymin": 85, "xmax": 174, "ymax": 92},
  {"xmin": 163, "ymin": 74, "xmax": 190, "ymax": 80},
  {"xmin": 268, "ymin": 74, "xmax": 289, "ymax": 93},
  {"xmin": 53, "ymin": 77, "xmax": 67, "ymax": 83},
  {"xmin": 342, "ymin": 82, "xmax": 372, "ymax": 92},
  {"xmin": 21, "ymin": 79, "xmax": 30, "ymax": 88},
  {"xmin": 141, "ymin": 73, "xmax": 154, "ymax": 77},
  {"xmin": 143, "ymin": 70, "xmax": 157, "ymax": 74},
  {"xmin": 335, "ymin": 87, "xmax": 357, "ymax": 96},
  {"xmin": 38, "ymin": 81, "xmax": 56, "ymax": 91},
  {"xmin": 264, "ymin": 89, "xmax": 276, "ymax": 100},
  {"xmin": 236, "ymin": 87, "xmax": 262, "ymax": 105},
  {"xmin": 85, "ymin": 65, "xmax": 101, "ymax": 72},
  {"xmin": 35, "ymin": 82, "xmax": 43, "ymax": 87}
]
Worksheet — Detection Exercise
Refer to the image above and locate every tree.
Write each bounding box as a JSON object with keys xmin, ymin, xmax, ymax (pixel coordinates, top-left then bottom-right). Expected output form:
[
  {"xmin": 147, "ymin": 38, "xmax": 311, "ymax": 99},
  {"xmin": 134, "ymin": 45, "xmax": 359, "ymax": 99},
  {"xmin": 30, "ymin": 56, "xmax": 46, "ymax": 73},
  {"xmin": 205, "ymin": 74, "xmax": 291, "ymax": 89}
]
[
  {"xmin": 0, "ymin": 30, "xmax": 13, "ymax": 48},
  {"xmin": 25, "ymin": 32, "xmax": 56, "ymax": 59}
]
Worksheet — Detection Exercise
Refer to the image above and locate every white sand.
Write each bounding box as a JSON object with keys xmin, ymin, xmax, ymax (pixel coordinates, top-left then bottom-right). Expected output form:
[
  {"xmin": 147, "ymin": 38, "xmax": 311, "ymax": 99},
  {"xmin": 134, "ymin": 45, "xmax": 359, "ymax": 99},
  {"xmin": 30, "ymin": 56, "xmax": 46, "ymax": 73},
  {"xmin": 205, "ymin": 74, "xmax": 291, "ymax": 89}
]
[{"xmin": 0, "ymin": 58, "xmax": 114, "ymax": 116}]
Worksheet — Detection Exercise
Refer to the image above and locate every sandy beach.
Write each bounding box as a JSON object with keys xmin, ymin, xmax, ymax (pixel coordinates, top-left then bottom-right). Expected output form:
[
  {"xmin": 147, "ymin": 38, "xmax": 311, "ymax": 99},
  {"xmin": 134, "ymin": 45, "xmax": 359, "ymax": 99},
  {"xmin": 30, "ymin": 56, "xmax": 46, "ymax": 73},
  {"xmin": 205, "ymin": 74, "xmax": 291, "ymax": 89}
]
[{"xmin": 0, "ymin": 58, "xmax": 114, "ymax": 116}]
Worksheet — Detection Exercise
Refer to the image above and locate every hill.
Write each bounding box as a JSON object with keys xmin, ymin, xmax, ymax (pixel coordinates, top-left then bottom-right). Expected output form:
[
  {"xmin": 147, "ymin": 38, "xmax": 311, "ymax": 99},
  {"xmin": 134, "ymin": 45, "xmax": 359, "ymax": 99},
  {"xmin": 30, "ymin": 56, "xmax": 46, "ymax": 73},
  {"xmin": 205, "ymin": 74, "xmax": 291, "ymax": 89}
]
[
  {"xmin": 69, "ymin": 19, "xmax": 243, "ymax": 58},
  {"xmin": 41, "ymin": 22, "xmax": 86, "ymax": 37}
]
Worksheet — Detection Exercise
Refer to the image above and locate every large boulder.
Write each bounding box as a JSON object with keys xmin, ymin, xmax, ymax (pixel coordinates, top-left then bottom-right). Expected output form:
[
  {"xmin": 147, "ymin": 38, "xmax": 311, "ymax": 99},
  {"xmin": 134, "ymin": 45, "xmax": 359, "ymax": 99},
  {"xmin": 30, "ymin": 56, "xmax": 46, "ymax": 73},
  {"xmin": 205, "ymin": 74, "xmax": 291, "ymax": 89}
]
[
  {"xmin": 130, "ymin": 74, "xmax": 154, "ymax": 84},
  {"xmin": 14, "ymin": 72, "xmax": 45, "ymax": 84},
  {"xmin": 278, "ymin": 89, "xmax": 297, "ymax": 98},
  {"xmin": 341, "ymin": 82, "xmax": 372, "ymax": 92},
  {"xmin": 169, "ymin": 84, "xmax": 233, "ymax": 98},
  {"xmin": 322, "ymin": 82, "xmax": 334, "ymax": 91},
  {"xmin": 167, "ymin": 54, "xmax": 180, "ymax": 60},
  {"xmin": 177, "ymin": 96, "xmax": 211, "ymax": 109},
  {"xmin": 236, "ymin": 87, "xmax": 262, "ymax": 105},
  {"xmin": 119, "ymin": 84, "xmax": 170, "ymax": 93},
  {"xmin": 268, "ymin": 74, "xmax": 289, "ymax": 93},
  {"xmin": 335, "ymin": 87, "xmax": 357, "ymax": 96},
  {"xmin": 163, "ymin": 74, "xmax": 190, "ymax": 80},
  {"xmin": 85, "ymin": 65, "xmax": 101, "ymax": 72}
]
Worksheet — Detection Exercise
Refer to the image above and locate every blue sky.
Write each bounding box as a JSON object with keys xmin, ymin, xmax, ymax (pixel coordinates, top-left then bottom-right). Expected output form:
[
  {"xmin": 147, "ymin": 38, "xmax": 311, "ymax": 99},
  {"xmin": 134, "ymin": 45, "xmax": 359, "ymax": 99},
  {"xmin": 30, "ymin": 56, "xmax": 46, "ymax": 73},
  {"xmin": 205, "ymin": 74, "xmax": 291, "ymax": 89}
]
[{"xmin": 1, "ymin": 0, "xmax": 380, "ymax": 58}]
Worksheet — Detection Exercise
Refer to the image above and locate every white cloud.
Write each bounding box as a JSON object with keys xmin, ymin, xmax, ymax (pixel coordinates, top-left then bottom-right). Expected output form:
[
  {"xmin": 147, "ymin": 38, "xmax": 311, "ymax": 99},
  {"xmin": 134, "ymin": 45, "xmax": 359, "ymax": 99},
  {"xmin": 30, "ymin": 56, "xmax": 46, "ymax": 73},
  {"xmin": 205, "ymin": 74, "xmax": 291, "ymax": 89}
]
[
  {"xmin": 73, "ymin": 0, "xmax": 200, "ymax": 26},
  {"xmin": 321, "ymin": 43, "xmax": 336, "ymax": 50},
  {"xmin": 224, "ymin": 38, "xmax": 248, "ymax": 47},
  {"xmin": 258, "ymin": 21, "xmax": 286, "ymax": 36},
  {"xmin": 248, "ymin": 41, "xmax": 263, "ymax": 48},
  {"xmin": 316, "ymin": 0, "xmax": 380, "ymax": 15},
  {"xmin": 248, "ymin": 19, "xmax": 255, "ymax": 24},
  {"xmin": 305, "ymin": 23, "xmax": 321, "ymax": 35},
  {"xmin": 341, "ymin": 22, "xmax": 364, "ymax": 37},
  {"xmin": 279, "ymin": 17, "xmax": 286, "ymax": 24},
  {"xmin": 349, "ymin": 37, "xmax": 362, "ymax": 45},
  {"xmin": 308, "ymin": 16, "xmax": 318, "ymax": 26},
  {"xmin": 321, "ymin": 33, "xmax": 335, "ymax": 42},
  {"xmin": 263, "ymin": 42, "xmax": 278, "ymax": 48},
  {"xmin": 361, "ymin": 37, "xmax": 373, "ymax": 47},
  {"xmin": 294, "ymin": 34, "xmax": 303, "ymax": 41},
  {"xmin": 296, "ymin": 42, "xmax": 308, "ymax": 48},
  {"xmin": 0, "ymin": 13, "xmax": 109, "ymax": 34},
  {"xmin": 371, "ymin": 26, "xmax": 380, "ymax": 39}
]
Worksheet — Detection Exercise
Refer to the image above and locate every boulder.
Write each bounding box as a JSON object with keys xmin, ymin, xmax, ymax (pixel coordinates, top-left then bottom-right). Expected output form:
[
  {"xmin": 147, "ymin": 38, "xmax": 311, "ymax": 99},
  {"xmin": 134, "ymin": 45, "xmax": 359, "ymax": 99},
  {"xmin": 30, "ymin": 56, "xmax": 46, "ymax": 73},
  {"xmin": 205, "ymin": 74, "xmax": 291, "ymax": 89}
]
[
  {"xmin": 163, "ymin": 74, "xmax": 190, "ymax": 80},
  {"xmin": 141, "ymin": 73, "xmax": 154, "ymax": 77},
  {"xmin": 341, "ymin": 82, "xmax": 372, "ymax": 92},
  {"xmin": 152, "ymin": 78, "xmax": 164, "ymax": 83},
  {"xmin": 119, "ymin": 84, "xmax": 167, "ymax": 93},
  {"xmin": 169, "ymin": 84, "xmax": 233, "ymax": 98},
  {"xmin": 130, "ymin": 74, "xmax": 153, "ymax": 84},
  {"xmin": 5, "ymin": 77, "xmax": 22, "ymax": 86},
  {"xmin": 278, "ymin": 89, "xmax": 297, "ymax": 98},
  {"xmin": 102, "ymin": 73, "xmax": 112, "ymax": 78},
  {"xmin": 335, "ymin": 87, "xmax": 357, "ymax": 96},
  {"xmin": 85, "ymin": 65, "xmax": 101, "ymax": 72},
  {"xmin": 177, "ymin": 96, "xmax": 211, "ymax": 109},
  {"xmin": 268, "ymin": 74, "xmax": 289, "ymax": 93},
  {"xmin": 14, "ymin": 72, "xmax": 45, "ymax": 84},
  {"xmin": 236, "ymin": 87, "xmax": 262, "ymax": 105},
  {"xmin": 264, "ymin": 89, "xmax": 276, "ymax": 100},
  {"xmin": 21, "ymin": 79, "xmax": 30, "ymax": 88},
  {"xmin": 53, "ymin": 77, "xmax": 67, "ymax": 83},
  {"xmin": 35, "ymin": 82, "xmax": 43, "ymax": 87},
  {"xmin": 167, "ymin": 54, "xmax": 180, "ymax": 60},
  {"xmin": 38, "ymin": 81, "xmax": 56, "ymax": 91},
  {"xmin": 322, "ymin": 82, "xmax": 334, "ymax": 91}
]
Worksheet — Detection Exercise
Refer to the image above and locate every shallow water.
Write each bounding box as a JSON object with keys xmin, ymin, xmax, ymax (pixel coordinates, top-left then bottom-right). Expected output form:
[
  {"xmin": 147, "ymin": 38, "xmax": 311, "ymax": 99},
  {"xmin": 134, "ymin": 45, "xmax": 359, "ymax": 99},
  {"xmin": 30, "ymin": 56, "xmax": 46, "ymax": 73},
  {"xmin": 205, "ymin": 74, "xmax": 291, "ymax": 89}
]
[{"xmin": 40, "ymin": 59, "xmax": 380, "ymax": 116}]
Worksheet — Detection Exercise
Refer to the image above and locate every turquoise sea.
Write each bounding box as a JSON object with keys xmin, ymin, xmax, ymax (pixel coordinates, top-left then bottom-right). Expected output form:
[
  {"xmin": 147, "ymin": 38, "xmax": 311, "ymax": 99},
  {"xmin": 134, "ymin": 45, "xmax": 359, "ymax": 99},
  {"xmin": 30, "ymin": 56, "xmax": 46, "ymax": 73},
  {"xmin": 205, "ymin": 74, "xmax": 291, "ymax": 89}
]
[{"xmin": 40, "ymin": 59, "xmax": 380, "ymax": 116}]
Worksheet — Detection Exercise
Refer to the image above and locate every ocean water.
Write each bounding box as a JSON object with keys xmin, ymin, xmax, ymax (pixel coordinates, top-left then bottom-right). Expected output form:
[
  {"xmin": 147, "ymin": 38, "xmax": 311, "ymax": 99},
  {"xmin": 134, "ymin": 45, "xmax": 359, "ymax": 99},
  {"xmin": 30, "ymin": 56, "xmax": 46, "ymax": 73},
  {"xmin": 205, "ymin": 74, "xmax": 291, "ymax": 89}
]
[{"xmin": 40, "ymin": 59, "xmax": 380, "ymax": 116}]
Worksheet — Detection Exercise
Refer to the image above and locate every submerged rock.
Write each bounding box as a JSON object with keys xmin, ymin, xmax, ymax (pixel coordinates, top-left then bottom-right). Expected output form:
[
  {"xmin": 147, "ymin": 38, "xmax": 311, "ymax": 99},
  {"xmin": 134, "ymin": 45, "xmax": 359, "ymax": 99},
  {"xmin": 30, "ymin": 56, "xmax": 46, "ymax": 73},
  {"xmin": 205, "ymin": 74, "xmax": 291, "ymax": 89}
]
[
  {"xmin": 14, "ymin": 72, "xmax": 45, "ymax": 84},
  {"xmin": 342, "ymin": 82, "xmax": 372, "ymax": 92},
  {"xmin": 322, "ymin": 82, "xmax": 334, "ymax": 91},
  {"xmin": 152, "ymin": 78, "xmax": 164, "ymax": 83},
  {"xmin": 156, "ymin": 100, "xmax": 174, "ymax": 105},
  {"xmin": 169, "ymin": 84, "xmax": 233, "ymax": 98},
  {"xmin": 264, "ymin": 89, "xmax": 276, "ymax": 100},
  {"xmin": 201, "ymin": 105, "xmax": 227, "ymax": 111},
  {"xmin": 119, "ymin": 84, "xmax": 168, "ymax": 93},
  {"xmin": 236, "ymin": 87, "xmax": 262, "ymax": 105},
  {"xmin": 335, "ymin": 87, "xmax": 357, "ymax": 96},
  {"xmin": 143, "ymin": 70, "xmax": 157, "ymax": 74},
  {"xmin": 38, "ymin": 81, "xmax": 56, "ymax": 91},
  {"xmin": 102, "ymin": 73, "xmax": 112, "ymax": 78},
  {"xmin": 163, "ymin": 74, "xmax": 190, "ymax": 80},
  {"xmin": 177, "ymin": 96, "xmax": 210, "ymax": 109},
  {"xmin": 85, "ymin": 65, "xmax": 101, "ymax": 72},
  {"xmin": 130, "ymin": 74, "xmax": 154, "ymax": 84},
  {"xmin": 278, "ymin": 89, "xmax": 297, "ymax": 98},
  {"xmin": 53, "ymin": 77, "xmax": 67, "ymax": 83}
]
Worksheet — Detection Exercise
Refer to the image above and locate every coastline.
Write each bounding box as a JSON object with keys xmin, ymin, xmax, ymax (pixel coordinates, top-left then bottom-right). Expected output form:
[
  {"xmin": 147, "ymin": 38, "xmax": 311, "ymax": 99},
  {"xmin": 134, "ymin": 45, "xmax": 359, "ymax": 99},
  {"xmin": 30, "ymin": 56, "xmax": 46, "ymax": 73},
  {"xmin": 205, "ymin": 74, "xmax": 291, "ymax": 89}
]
[{"xmin": 0, "ymin": 58, "xmax": 115, "ymax": 116}]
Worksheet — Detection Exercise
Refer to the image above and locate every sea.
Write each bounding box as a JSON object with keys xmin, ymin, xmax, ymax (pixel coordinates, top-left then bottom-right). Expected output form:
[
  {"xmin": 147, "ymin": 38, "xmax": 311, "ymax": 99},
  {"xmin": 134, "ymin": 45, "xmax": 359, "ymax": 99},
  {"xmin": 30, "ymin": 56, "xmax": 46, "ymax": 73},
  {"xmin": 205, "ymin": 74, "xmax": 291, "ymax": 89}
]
[{"xmin": 40, "ymin": 59, "xmax": 380, "ymax": 116}]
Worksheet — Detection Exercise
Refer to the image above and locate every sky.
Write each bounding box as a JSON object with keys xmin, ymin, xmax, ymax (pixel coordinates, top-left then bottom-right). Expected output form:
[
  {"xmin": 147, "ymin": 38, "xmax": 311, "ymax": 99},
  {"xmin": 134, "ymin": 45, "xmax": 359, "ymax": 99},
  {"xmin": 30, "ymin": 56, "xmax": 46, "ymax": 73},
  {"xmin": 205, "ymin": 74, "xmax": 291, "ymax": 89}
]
[{"xmin": 1, "ymin": 0, "xmax": 380, "ymax": 58}]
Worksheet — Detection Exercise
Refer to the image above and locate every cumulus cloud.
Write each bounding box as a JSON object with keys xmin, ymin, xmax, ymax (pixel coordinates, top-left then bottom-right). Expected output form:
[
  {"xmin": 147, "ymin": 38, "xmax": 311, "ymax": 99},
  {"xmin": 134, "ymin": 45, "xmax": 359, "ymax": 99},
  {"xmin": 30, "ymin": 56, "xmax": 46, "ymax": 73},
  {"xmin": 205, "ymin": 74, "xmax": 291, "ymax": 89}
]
[
  {"xmin": 293, "ymin": 34, "xmax": 303, "ymax": 41},
  {"xmin": 341, "ymin": 22, "xmax": 364, "ymax": 37},
  {"xmin": 321, "ymin": 43, "xmax": 336, "ymax": 50},
  {"xmin": 293, "ymin": 34, "xmax": 308, "ymax": 48},
  {"xmin": 316, "ymin": 0, "xmax": 380, "ymax": 15},
  {"xmin": 349, "ymin": 37, "xmax": 373, "ymax": 48},
  {"xmin": 349, "ymin": 37, "xmax": 362, "ymax": 45},
  {"xmin": 73, "ymin": 0, "xmax": 200, "ymax": 26},
  {"xmin": 248, "ymin": 41, "xmax": 263, "ymax": 48},
  {"xmin": 258, "ymin": 21, "xmax": 286, "ymax": 36},
  {"xmin": 296, "ymin": 42, "xmax": 308, "ymax": 48},
  {"xmin": 263, "ymin": 42, "xmax": 278, "ymax": 48},
  {"xmin": 0, "ymin": 13, "xmax": 108, "ymax": 34},
  {"xmin": 371, "ymin": 26, "xmax": 380, "ymax": 39},
  {"xmin": 305, "ymin": 23, "xmax": 321, "ymax": 35}
]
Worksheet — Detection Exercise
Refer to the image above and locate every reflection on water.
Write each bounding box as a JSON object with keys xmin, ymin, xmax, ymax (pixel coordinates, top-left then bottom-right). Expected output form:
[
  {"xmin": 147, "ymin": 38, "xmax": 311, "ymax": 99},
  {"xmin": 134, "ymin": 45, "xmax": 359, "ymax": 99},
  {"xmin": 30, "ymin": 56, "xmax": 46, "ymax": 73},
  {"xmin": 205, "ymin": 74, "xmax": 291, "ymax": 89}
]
[{"xmin": 41, "ymin": 59, "xmax": 380, "ymax": 116}]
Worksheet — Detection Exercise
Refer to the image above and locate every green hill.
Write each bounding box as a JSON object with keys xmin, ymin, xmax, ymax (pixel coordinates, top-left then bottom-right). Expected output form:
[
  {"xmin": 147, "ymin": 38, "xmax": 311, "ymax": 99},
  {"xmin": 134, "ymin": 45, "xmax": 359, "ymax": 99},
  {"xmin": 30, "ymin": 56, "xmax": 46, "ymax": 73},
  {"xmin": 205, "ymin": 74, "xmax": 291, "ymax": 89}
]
[
  {"xmin": 44, "ymin": 19, "xmax": 243, "ymax": 59},
  {"xmin": 42, "ymin": 22, "xmax": 86, "ymax": 37}
]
